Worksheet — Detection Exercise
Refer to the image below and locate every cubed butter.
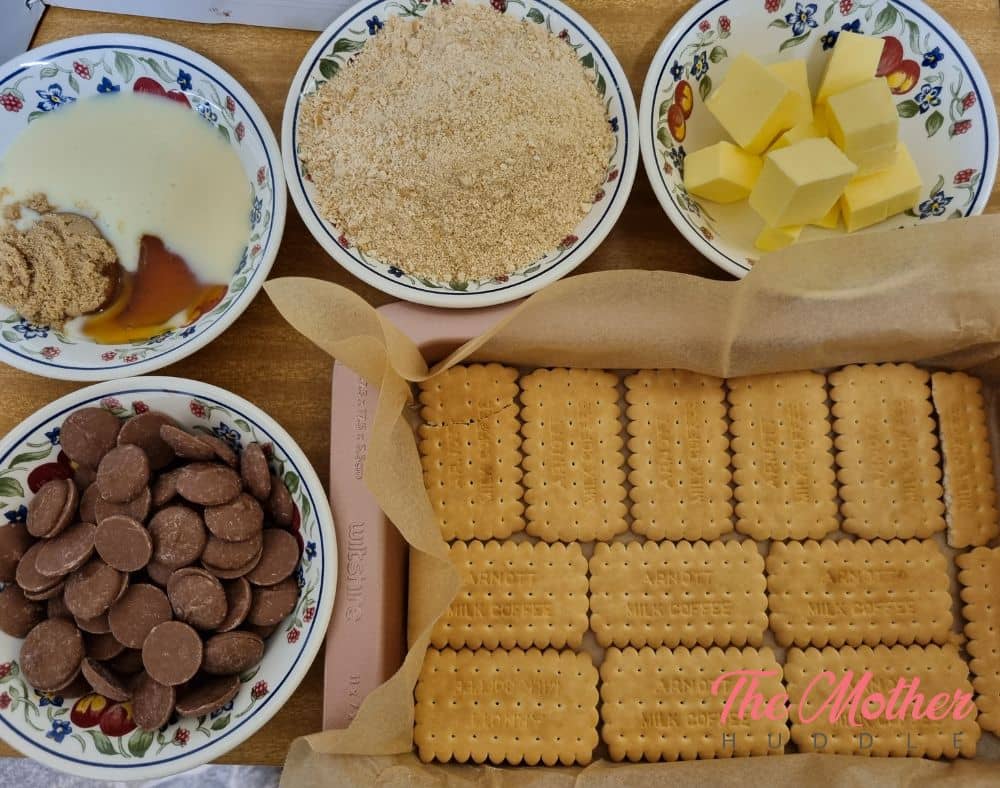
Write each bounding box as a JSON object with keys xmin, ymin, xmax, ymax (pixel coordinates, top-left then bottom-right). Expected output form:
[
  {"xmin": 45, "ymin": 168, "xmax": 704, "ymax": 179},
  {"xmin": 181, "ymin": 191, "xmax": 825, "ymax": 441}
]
[
  {"xmin": 840, "ymin": 143, "xmax": 922, "ymax": 232},
  {"xmin": 705, "ymin": 53, "xmax": 800, "ymax": 154},
  {"xmin": 683, "ymin": 141, "xmax": 763, "ymax": 203},
  {"xmin": 826, "ymin": 78, "xmax": 899, "ymax": 175},
  {"xmin": 769, "ymin": 119, "xmax": 826, "ymax": 151},
  {"xmin": 811, "ymin": 201, "xmax": 841, "ymax": 229},
  {"xmin": 766, "ymin": 59, "xmax": 813, "ymax": 127},
  {"xmin": 815, "ymin": 31, "xmax": 884, "ymax": 104},
  {"xmin": 749, "ymin": 137, "xmax": 857, "ymax": 227},
  {"xmin": 755, "ymin": 224, "xmax": 803, "ymax": 252}
]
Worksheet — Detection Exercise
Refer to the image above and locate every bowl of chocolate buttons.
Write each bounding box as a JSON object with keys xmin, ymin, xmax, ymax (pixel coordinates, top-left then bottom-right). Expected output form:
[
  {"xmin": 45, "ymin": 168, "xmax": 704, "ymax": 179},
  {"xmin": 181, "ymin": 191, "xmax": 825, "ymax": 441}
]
[{"xmin": 0, "ymin": 376, "xmax": 335, "ymax": 780}]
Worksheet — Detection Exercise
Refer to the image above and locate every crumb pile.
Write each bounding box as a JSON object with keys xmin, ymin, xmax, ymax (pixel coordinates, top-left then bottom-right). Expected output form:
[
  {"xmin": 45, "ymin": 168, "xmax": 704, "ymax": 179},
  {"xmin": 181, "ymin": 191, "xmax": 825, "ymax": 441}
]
[
  {"xmin": 297, "ymin": 4, "xmax": 614, "ymax": 282},
  {"xmin": 0, "ymin": 208, "xmax": 118, "ymax": 326}
]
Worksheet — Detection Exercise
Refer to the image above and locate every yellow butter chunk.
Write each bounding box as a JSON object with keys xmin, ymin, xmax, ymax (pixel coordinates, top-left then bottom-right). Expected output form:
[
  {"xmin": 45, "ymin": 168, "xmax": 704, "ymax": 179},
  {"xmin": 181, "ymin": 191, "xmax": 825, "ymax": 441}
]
[
  {"xmin": 705, "ymin": 53, "xmax": 800, "ymax": 154},
  {"xmin": 826, "ymin": 78, "xmax": 899, "ymax": 175},
  {"xmin": 748, "ymin": 137, "xmax": 857, "ymax": 227},
  {"xmin": 683, "ymin": 141, "xmax": 763, "ymax": 203},
  {"xmin": 816, "ymin": 31, "xmax": 884, "ymax": 104},
  {"xmin": 766, "ymin": 59, "xmax": 813, "ymax": 127},
  {"xmin": 840, "ymin": 143, "xmax": 922, "ymax": 232},
  {"xmin": 755, "ymin": 224, "xmax": 803, "ymax": 252},
  {"xmin": 811, "ymin": 201, "xmax": 840, "ymax": 229},
  {"xmin": 769, "ymin": 119, "xmax": 826, "ymax": 151}
]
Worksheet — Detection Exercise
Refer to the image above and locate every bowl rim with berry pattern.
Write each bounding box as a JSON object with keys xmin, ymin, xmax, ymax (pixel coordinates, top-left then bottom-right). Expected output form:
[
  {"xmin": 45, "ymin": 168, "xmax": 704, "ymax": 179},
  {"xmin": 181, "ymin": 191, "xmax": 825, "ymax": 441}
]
[
  {"xmin": 639, "ymin": 0, "xmax": 998, "ymax": 278},
  {"xmin": 0, "ymin": 376, "xmax": 335, "ymax": 781},
  {"xmin": 281, "ymin": 0, "xmax": 638, "ymax": 308},
  {"xmin": 0, "ymin": 34, "xmax": 286, "ymax": 381}
]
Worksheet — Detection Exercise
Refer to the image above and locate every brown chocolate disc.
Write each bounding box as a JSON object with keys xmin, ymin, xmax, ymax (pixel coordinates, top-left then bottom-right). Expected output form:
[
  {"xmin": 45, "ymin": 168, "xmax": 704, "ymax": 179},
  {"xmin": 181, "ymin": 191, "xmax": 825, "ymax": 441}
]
[
  {"xmin": 217, "ymin": 577, "xmax": 252, "ymax": 632},
  {"xmin": 95, "ymin": 487, "xmax": 152, "ymax": 525},
  {"xmin": 202, "ymin": 532, "xmax": 263, "ymax": 571},
  {"xmin": 110, "ymin": 648, "xmax": 144, "ymax": 675},
  {"xmin": 159, "ymin": 425, "xmax": 215, "ymax": 460},
  {"xmin": 60, "ymin": 408, "xmax": 121, "ymax": 469},
  {"xmin": 23, "ymin": 582, "xmax": 65, "ymax": 602},
  {"xmin": 97, "ymin": 444, "xmax": 150, "ymax": 504},
  {"xmin": 266, "ymin": 476, "xmax": 294, "ymax": 527},
  {"xmin": 151, "ymin": 468, "xmax": 182, "ymax": 509},
  {"xmin": 79, "ymin": 483, "xmax": 101, "ymax": 525},
  {"xmin": 240, "ymin": 443, "xmax": 271, "ymax": 502},
  {"xmin": 72, "ymin": 464, "xmax": 97, "ymax": 490},
  {"xmin": 142, "ymin": 621, "xmax": 202, "ymax": 686},
  {"xmin": 81, "ymin": 657, "xmax": 130, "ymax": 701},
  {"xmin": 63, "ymin": 559, "xmax": 125, "ymax": 620},
  {"xmin": 144, "ymin": 560, "xmax": 173, "ymax": 587},
  {"xmin": 132, "ymin": 672, "xmax": 176, "ymax": 730},
  {"xmin": 47, "ymin": 594, "xmax": 72, "ymax": 620},
  {"xmin": 202, "ymin": 631, "xmax": 264, "ymax": 675},
  {"xmin": 175, "ymin": 463, "xmax": 242, "ymax": 507},
  {"xmin": 201, "ymin": 547, "xmax": 262, "ymax": 579},
  {"xmin": 108, "ymin": 583, "xmax": 172, "ymax": 649},
  {"xmin": 246, "ymin": 529, "xmax": 300, "ymax": 587},
  {"xmin": 247, "ymin": 576, "xmax": 299, "ymax": 627},
  {"xmin": 95, "ymin": 516, "xmax": 153, "ymax": 572},
  {"xmin": 21, "ymin": 618, "xmax": 84, "ymax": 692},
  {"xmin": 26, "ymin": 478, "xmax": 77, "ymax": 538},
  {"xmin": 84, "ymin": 631, "xmax": 126, "ymax": 661},
  {"xmin": 117, "ymin": 412, "xmax": 177, "ymax": 470},
  {"xmin": 167, "ymin": 567, "xmax": 227, "ymax": 630},
  {"xmin": 75, "ymin": 611, "xmax": 111, "ymax": 634},
  {"xmin": 175, "ymin": 674, "xmax": 239, "ymax": 718},
  {"xmin": 148, "ymin": 506, "xmax": 206, "ymax": 569},
  {"xmin": 199, "ymin": 434, "xmax": 238, "ymax": 468},
  {"xmin": 34, "ymin": 522, "xmax": 96, "ymax": 578},
  {"xmin": 245, "ymin": 623, "xmax": 277, "ymax": 639},
  {"xmin": 204, "ymin": 493, "xmax": 263, "ymax": 543},
  {"xmin": 15, "ymin": 542, "xmax": 62, "ymax": 594},
  {"xmin": 59, "ymin": 673, "xmax": 93, "ymax": 698},
  {"xmin": 0, "ymin": 585, "xmax": 45, "ymax": 637},
  {"xmin": 0, "ymin": 523, "xmax": 34, "ymax": 583}
]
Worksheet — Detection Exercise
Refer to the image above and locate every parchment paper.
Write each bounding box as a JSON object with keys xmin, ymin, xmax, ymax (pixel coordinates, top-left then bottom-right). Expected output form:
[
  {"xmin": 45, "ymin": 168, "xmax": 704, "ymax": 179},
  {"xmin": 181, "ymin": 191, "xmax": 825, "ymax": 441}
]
[{"xmin": 265, "ymin": 214, "xmax": 1000, "ymax": 787}]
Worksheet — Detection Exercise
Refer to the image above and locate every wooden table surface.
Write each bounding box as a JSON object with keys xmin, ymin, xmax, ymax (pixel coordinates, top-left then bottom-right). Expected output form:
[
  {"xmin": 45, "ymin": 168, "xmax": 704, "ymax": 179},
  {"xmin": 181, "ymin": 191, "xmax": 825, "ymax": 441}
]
[{"xmin": 2, "ymin": 0, "xmax": 998, "ymax": 768}]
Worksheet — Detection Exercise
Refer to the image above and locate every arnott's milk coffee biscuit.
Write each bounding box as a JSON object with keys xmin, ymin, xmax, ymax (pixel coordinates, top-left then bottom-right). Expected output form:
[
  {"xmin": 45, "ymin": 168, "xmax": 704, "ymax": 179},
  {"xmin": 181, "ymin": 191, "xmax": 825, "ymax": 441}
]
[{"xmin": 957, "ymin": 547, "xmax": 1000, "ymax": 734}]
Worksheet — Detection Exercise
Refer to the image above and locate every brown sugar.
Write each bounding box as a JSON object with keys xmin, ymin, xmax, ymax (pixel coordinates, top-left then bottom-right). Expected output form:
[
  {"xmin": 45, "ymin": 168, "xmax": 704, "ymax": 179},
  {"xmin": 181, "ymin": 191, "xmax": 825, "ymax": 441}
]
[
  {"xmin": 0, "ymin": 211, "xmax": 118, "ymax": 326},
  {"xmin": 297, "ymin": 4, "xmax": 614, "ymax": 283}
]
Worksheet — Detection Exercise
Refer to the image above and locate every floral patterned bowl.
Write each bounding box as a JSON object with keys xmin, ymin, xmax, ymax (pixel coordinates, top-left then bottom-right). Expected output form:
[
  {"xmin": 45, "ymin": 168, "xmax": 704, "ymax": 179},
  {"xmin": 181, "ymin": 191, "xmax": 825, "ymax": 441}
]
[
  {"xmin": 0, "ymin": 35, "xmax": 286, "ymax": 379},
  {"xmin": 639, "ymin": 0, "xmax": 998, "ymax": 277},
  {"xmin": 0, "ymin": 377, "xmax": 334, "ymax": 780},
  {"xmin": 282, "ymin": 0, "xmax": 638, "ymax": 307}
]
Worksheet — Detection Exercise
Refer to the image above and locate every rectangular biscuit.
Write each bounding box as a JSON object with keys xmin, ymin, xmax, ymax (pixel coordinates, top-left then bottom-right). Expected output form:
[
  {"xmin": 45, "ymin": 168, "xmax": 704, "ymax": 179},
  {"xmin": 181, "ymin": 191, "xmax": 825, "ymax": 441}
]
[
  {"xmin": 419, "ymin": 364, "xmax": 524, "ymax": 540},
  {"xmin": 600, "ymin": 646, "xmax": 788, "ymax": 761},
  {"xmin": 785, "ymin": 644, "xmax": 979, "ymax": 757},
  {"xmin": 414, "ymin": 648, "xmax": 599, "ymax": 766},
  {"xmin": 829, "ymin": 363, "xmax": 944, "ymax": 538},
  {"xmin": 521, "ymin": 368, "xmax": 627, "ymax": 542},
  {"xmin": 589, "ymin": 541, "xmax": 766, "ymax": 649},
  {"xmin": 429, "ymin": 540, "xmax": 589, "ymax": 650},
  {"xmin": 728, "ymin": 371, "xmax": 838, "ymax": 540},
  {"xmin": 624, "ymin": 370, "xmax": 732, "ymax": 540},
  {"xmin": 931, "ymin": 371, "xmax": 999, "ymax": 547},
  {"xmin": 957, "ymin": 547, "xmax": 1000, "ymax": 734},
  {"xmin": 766, "ymin": 539, "xmax": 952, "ymax": 648}
]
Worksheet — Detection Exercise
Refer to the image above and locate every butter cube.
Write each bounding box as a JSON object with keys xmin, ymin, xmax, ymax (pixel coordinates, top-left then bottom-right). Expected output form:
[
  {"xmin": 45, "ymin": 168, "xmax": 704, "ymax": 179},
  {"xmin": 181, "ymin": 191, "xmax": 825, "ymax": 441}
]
[
  {"xmin": 749, "ymin": 137, "xmax": 857, "ymax": 227},
  {"xmin": 755, "ymin": 224, "xmax": 803, "ymax": 252},
  {"xmin": 826, "ymin": 78, "xmax": 899, "ymax": 175},
  {"xmin": 683, "ymin": 141, "xmax": 763, "ymax": 203},
  {"xmin": 769, "ymin": 119, "xmax": 826, "ymax": 151},
  {"xmin": 705, "ymin": 53, "xmax": 800, "ymax": 154},
  {"xmin": 811, "ymin": 201, "xmax": 841, "ymax": 229},
  {"xmin": 766, "ymin": 60, "xmax": 813, "ymax": 127},
  {"xmin": 816, "ymin": 31, "xmax": 883, "ymax": 104},
  {"xmin": 840, "ymin": 143, "xmax": 923, "ymax": 232}
]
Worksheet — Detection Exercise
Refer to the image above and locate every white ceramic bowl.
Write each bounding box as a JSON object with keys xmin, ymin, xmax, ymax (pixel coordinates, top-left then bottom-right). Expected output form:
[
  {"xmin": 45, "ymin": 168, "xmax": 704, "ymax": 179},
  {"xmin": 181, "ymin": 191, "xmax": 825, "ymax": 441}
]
[
  {"xmin": 0, "ymin": 377, "xmax": 335, "ymax": 780},
  {"xmin": 0, "ymin": 35, "xmax": 286, "ymax": 379},
  {"xmin": 640, "ymin": 0, "xmax": 998, "ymax": 277},
  {"xmin": 282, "ymin": 0, "xmax": 637, "ymax": 307}
]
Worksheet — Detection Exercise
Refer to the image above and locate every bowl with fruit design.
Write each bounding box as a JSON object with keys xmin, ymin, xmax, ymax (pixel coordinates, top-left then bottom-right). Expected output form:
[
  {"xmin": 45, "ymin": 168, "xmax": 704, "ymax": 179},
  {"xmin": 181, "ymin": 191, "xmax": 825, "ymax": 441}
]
[
  {"xmin": 0, "ymin": 34, "xmax": 285, "ymax": 380},
  {"xmin": 640, "ymin": 0, "xmax": 997, "ymax": 276},
  {"xmin": 0, "ymin": 377, "xmax": 334, "ymax": 780}
]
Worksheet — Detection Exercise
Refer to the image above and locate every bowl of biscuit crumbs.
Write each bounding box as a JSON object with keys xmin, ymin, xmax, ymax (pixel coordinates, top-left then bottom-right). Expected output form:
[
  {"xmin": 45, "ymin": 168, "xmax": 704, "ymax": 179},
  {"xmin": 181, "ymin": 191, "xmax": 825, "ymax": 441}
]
[{"xmin": 283, "ymin": 0, "xmax": 638, "ymax": 307}]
